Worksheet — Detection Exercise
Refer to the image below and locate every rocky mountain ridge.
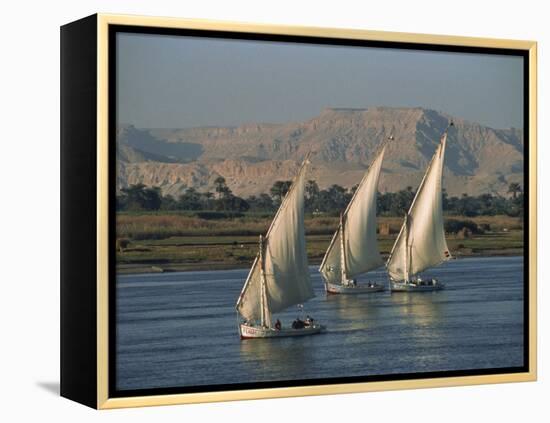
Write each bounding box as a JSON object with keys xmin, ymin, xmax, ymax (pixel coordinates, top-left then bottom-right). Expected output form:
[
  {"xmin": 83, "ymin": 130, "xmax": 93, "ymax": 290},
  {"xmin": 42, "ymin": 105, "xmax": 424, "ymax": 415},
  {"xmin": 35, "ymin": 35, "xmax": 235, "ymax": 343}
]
[{"xmin": 117, "ymin": 107, "xmax": 523, "ymax": 198}]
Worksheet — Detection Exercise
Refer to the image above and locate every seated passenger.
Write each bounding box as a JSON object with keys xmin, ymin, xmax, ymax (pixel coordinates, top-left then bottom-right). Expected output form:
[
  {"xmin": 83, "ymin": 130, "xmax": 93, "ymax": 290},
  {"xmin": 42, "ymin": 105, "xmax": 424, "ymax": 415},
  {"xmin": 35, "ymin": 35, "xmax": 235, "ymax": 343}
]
[{"xmin": 293, "ymin": 318, "xmax": 305, "ymax": 329}]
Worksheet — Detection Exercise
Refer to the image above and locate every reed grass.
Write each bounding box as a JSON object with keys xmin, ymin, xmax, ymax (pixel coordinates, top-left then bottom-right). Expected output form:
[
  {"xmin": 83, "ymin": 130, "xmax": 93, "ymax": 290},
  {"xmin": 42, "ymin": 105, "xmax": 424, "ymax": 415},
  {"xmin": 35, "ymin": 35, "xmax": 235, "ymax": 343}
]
[{"xmin": 117, "ymin": 212, "xmax": 522, "ymax": 241}]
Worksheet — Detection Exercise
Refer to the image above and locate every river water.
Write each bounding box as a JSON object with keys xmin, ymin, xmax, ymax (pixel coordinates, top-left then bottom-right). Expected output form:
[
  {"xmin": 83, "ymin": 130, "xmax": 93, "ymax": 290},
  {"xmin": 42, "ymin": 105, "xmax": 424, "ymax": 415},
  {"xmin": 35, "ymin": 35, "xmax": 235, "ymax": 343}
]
[{"xmin": 116, "ymin": 256, "xmax": 524, "ymax": 391}]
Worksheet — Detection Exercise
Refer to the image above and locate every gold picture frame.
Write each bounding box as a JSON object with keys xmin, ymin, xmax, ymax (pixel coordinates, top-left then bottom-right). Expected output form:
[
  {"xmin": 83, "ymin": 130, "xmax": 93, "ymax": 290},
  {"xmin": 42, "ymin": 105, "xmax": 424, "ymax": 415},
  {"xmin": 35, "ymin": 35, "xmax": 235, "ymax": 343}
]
[{"xmin": 60, "ymin": 13, "xmax": 537, "ymax": 409}]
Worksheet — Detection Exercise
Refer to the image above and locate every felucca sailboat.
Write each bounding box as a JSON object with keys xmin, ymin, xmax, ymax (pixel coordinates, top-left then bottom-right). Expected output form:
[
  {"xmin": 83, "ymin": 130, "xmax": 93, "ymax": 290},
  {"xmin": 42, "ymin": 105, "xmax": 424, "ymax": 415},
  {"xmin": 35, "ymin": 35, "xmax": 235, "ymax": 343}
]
[
  {"xmin": 386, "ymin": 125, "xmax": 453, "ymax": 292},
  {"xmin": 235, "ymin": 157, "xmax": 324, "ymax": 339},
  {"xmin": 319, "ymin": 140, "xmax": 389, "ymax": 294}
]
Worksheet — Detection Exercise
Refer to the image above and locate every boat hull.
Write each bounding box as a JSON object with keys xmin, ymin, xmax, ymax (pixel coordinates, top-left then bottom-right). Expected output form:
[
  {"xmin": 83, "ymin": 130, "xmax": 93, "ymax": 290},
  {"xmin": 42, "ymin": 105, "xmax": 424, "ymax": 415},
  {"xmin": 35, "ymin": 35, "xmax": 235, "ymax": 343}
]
[
  {"xmin": 239, "ymin": 323, "xmax": 324, "ymax": 339},
  {"xmin": 325, "ymin": 281, "xmax": 385, "ymax": 294},
  {"xmin": 390, "ymin": 280, "xmax": 445, "ymax": 292}
]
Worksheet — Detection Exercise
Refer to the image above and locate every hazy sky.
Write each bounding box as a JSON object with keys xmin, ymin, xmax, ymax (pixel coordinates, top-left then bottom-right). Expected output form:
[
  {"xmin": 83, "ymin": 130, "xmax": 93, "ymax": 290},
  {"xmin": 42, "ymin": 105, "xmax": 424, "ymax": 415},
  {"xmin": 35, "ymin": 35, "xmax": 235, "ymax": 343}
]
[{"xmin": 116, "ymin": 32, "xmax": 524, "ymax": 130}]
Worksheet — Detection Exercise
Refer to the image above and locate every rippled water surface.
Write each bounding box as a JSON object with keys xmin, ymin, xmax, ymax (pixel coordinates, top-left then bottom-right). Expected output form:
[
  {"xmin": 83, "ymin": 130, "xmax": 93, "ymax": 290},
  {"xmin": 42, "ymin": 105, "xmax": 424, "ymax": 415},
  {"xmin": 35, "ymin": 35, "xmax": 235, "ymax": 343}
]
[{"xmin": 116, "ymin": 256, "xmax": 524, "ymax": 391}]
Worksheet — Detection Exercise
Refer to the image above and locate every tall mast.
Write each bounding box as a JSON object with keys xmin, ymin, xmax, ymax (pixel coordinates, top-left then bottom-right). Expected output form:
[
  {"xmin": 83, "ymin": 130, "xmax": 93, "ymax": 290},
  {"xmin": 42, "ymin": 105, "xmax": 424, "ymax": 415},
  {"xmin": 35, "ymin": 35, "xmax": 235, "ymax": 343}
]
[
  {"xmin": 339, "ymin": 212, "xmax": 348, "ymax": 285},
  {"xmin": 404, "ymin": 214, "xmax": 409, "ymax": 282},
  {"xmin": 259, "ymin": 234, "xmax": 271, "ymax": 328}
]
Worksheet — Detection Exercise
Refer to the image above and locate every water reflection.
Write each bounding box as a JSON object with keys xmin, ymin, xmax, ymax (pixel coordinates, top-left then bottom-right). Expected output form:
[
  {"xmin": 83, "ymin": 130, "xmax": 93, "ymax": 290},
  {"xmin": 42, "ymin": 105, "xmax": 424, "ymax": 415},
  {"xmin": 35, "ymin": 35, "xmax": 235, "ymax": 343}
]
[
  {"xmin": 239, "ymin": 337, "xmax": 311, "ymax": 378},
  {"xmin": 388, "ymin": 291, "xmax": 448, "ymax": 365},
  {"xmin": 324, "ymin": 292, "xmax": 383, "ymax": 330},
  {"xmin": 117, "ymin": 257, "xmax": 523, "ymax": 389},
  {"xmin": 389, "ymin": 291, "xmax": 446, "ymax": 326}
]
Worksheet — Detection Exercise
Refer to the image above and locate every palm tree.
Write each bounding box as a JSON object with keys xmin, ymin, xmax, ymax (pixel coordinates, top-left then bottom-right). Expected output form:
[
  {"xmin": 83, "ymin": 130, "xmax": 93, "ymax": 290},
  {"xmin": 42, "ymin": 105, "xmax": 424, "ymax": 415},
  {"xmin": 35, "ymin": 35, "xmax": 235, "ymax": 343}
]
[
  {"xmin": 201, "ymin": 191, "xmax": 214, "ymax": 209},
  {"xmin": 305, "ymin": 180, "xmax": 319, "ymax": 199},
  {"xmin": 270, "ymin": 181, "xmax": 292, "ymax": 202},
  {"xmin": 508, "ymin": 182, "xmax": 521, "ymax": 199},
  {"xmin": 214, "ymin": 176, "xmax": 228, "ymax": 199}
]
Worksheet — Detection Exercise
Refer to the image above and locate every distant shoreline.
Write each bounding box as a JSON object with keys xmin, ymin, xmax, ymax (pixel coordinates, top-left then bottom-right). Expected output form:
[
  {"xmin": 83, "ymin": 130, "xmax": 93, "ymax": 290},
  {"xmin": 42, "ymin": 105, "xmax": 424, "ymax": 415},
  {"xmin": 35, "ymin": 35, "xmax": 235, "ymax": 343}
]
[
  {"xmin": 116, "ymin": 250, "xmax": 523, "ymax": 275},
  {"xmin": 115, "ymin": 214, "xmax": 523, "ymax": 275}
]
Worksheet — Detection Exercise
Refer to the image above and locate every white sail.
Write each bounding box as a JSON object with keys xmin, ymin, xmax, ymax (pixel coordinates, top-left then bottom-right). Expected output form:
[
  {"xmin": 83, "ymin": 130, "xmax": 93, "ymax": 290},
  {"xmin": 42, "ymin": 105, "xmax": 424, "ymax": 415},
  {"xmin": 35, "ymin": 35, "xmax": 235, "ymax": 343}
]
[
  {"xmin": 320, "ymin": 146, "xmax": 385, "ymax": 283},
  {"xmin": 387, "ymin": 133, "xmax": 451, "ymax": 281},
  {"xmin": 236, "ymin": 159, "xmax": 314, "ymax": 321},
  {"xmin": 319, "ymin": 231, "xmax": 343, "ymax": 285},
  {"xmin": 235, "ymin": 256, "xmax": 263, "ymax": 322}
]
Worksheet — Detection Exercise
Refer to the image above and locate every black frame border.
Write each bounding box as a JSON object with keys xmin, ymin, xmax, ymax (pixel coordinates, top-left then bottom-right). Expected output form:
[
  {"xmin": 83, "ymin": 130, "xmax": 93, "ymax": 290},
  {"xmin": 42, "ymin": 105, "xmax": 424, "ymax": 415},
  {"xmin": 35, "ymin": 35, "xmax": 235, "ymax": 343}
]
[
  {"xmin": 60, "ymin": 14, "xmax": 99, "ymax": 409},
  {"xmin": 108, "ymin": 24, "xmax": 530, "ymax": 399}
]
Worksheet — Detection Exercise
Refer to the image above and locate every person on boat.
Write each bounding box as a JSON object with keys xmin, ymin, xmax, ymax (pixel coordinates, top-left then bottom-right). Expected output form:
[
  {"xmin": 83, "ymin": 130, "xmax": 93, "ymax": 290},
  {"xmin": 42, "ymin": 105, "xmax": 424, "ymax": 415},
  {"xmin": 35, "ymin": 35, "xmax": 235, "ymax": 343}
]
[
  {"xmin": 292, "ymin": 318, "xmax": 305, "ymax": 329},
  {"xmin": 305, "ymin": 315, "xmax": 314, "ymax": 326},
  {"xmin": 275, "ymin": 319, "xmax": 281, "ymax": 330}
]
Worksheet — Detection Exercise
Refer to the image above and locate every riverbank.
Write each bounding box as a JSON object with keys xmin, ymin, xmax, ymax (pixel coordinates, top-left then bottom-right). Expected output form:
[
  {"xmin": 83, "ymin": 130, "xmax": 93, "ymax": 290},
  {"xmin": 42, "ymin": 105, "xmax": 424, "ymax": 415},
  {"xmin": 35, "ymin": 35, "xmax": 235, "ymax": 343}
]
[
  {"xmin": 116, "ymin": 229, "xmax": 524, "ymax": 274},
  {"xmin": 117, "ymin": 252, "xmax": 524, "ymax": 274}
]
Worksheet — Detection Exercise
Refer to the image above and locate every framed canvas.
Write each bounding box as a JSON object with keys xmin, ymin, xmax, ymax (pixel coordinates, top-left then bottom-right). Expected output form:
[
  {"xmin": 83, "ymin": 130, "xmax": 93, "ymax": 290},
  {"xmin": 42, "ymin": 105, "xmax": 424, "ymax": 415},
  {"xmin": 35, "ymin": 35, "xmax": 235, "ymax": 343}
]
[{"xmin": 60, "ymin": 13, "xmax": 537, "ymax": 409}]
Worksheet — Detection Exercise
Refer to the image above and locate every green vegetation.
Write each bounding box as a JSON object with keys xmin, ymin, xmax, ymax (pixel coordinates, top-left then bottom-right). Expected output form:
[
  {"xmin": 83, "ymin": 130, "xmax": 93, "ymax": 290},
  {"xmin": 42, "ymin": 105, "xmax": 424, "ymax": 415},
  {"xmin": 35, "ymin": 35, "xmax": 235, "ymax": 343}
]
[
  {"xmin": 115, "ymin": 181, "xmax": 524, "ymax": 273},
  {"xmin": 116, "ymin": 180, "xmax": 524, "ymax": 218},
  {"xmin": 116, "ymin": 213, "xmax": 523, "ymax": 273}
]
